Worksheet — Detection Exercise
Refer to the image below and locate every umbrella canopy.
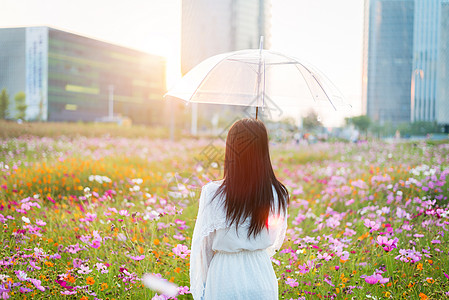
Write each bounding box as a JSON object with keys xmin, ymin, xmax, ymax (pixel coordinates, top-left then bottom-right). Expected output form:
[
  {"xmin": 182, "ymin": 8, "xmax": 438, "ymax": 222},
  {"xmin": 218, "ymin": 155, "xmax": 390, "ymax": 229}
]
[{"xmin": 166, "ymin": 47, "xmax": 350, "ymax": 115}]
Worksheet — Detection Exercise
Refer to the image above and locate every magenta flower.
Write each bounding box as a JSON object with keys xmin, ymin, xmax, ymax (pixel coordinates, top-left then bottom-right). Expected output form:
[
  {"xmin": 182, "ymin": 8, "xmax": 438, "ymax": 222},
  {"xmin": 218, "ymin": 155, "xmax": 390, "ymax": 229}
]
[
  {"xmin": 90, "ymin": 240, "xmax": 101, "ymax": 249},
  {"xmin": 376, "ymin": 236, "xmax": 399, "ymax": 252},
  {"xmin": 47, "ymin": 196, "xmax": 56, "ymax": 204},
  {"xmin": 56, "ymin": 279, "xmax": 74, "ymax": 290}
]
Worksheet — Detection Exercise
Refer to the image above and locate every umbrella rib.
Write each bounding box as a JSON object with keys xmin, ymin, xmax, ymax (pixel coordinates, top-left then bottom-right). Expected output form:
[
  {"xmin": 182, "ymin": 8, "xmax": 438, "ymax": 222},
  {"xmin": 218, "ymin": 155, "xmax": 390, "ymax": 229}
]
[
  {"xmin": 187, "ymin": 52, "xmax": 239, "ymax": 102},
  {"xmin": 226, "ymin": 59, "xmax": 299, "ymax": 66},
  {"xmin": 293, "ymin": 62, "xmax": 337, "ymax": 111}
]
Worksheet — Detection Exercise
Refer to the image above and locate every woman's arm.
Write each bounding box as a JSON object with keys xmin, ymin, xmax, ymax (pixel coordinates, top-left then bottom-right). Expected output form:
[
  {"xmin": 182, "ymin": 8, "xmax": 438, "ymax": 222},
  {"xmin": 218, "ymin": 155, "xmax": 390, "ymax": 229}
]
[{"xmin": 189, "ymin": 184, "xmax": 215, "ymax": 299}]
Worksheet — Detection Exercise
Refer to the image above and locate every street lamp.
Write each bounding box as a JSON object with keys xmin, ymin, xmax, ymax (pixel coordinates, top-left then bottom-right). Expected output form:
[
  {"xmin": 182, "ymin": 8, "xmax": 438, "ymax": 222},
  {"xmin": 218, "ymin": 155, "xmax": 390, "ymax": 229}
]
[{"xmin": 410, "ymin": 69, "xmax": 424, "ymax": 122}]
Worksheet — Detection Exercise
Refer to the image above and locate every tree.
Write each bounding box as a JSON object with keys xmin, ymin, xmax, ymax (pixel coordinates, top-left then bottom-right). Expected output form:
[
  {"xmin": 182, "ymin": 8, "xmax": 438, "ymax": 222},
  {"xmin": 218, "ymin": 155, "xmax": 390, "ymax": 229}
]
[
  {"xmin": 14, "ymin": 91, "xmax": 27, "ymax": 120},
  {"xmin": 302, "ymin": 110, "xmax": 322, "ymax": 131},
  {"xmin": 346, "ymin": 115, "xmax": 371, "ymax": 138},
  {"xmin": 0, "ymin": 88, "xmax": 10, "ymax": 120}
]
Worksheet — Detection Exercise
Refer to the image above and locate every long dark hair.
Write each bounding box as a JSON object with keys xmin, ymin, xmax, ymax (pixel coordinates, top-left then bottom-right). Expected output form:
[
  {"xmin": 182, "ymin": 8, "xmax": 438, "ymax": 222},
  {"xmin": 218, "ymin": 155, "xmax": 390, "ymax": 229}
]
[{"xmin": 211, "ymin": 118, "xmax": 289, "ymax": 238}]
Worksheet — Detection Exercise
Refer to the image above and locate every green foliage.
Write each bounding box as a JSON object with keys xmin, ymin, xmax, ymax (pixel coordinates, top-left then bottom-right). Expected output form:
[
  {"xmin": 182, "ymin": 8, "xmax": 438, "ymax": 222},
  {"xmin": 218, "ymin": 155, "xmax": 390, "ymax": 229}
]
[
  {"xmin": 346, "ymin": 115, "xmax": 371, "ymax": 134},
  {"xmin": 369, "ymin": 121, "xmax": 396, "ymax": 138},
  {"xmin": 397, "ymin": 121, "xmax": 444, "ymax": 136},
  {"xmin": 370, "ymin": 121, "xmax": 446, "ymax": 138},
  {"xmin": 302, "ymin": 110, "xmax": 322, "ymax": 131},
  {"xmin": 0, "ymin": 120, "xmax": 178, "ymax": 139},
  {"xmin": 0, "ymin": 88, "xmax": 10, "ymax": 119},
  {"xmin": 14, "ymin": 91, "xmax": 27, "ymax": 120}
]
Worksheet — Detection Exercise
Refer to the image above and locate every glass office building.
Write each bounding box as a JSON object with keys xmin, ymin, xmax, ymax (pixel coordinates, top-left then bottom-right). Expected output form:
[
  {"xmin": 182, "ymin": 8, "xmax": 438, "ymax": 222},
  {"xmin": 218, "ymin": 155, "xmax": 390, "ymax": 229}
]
[
  {"xmin": 437, "ymin": 0, "xmax": 449, "ymax": 125},
  {"xmin": 362, "ymin": 0, "xmax": 415, "ymax": 126},
  {"xmin": 0, "ymin": 27, "xmax": 166, "ymax": 124},
  {"xmin": 181, "ymin": 0, "xmax": 270, "ymax": 74},
  {"xmin": 363, "ymin": 0, "xmax": 449, "ymax": 126},
  {"xmin": 412, "ymin": 0, "xmax": 441, "ymax": 122}
]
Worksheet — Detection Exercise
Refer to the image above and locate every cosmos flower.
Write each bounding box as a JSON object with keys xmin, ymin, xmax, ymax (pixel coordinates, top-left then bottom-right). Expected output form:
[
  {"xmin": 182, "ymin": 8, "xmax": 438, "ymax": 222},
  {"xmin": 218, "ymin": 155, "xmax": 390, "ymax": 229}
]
[
  {"xmin": 285, "ymin": 278, "xmax": 299, "ymax": 287},
  {"xmin": 172, "ymin": 244, "xmax": 190, "ymax": 259}
]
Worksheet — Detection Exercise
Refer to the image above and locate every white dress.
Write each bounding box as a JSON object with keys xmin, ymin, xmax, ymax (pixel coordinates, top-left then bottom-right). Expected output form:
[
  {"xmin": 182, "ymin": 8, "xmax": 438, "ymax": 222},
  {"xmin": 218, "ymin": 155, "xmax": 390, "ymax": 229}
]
[{"xmin": 190, "ymin": 180, "xmax": 288, "ymax": 300}]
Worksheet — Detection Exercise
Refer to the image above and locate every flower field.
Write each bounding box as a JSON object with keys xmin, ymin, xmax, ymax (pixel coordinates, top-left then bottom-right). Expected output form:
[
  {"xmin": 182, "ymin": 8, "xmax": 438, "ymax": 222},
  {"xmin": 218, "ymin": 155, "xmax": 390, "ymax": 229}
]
[{"xmin": 0, "ymin": 135, "xmax": 448, "ymax": 299}]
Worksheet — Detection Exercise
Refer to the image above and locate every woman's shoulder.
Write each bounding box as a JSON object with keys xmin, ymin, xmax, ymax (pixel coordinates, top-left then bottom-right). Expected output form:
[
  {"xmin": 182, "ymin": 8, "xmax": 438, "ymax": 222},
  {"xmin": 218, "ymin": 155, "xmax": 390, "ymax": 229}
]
[
  {"xmin": 202, "ymin": 179, "xmax": 224, "ymax": 191},
  {"xmin": 200, "ymin": 180, "xmax": 224, "ymax": 206}
]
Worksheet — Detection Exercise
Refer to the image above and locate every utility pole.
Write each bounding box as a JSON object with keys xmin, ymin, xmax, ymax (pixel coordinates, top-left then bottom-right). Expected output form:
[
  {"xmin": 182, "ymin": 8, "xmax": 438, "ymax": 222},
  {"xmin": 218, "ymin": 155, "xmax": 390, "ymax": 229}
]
[
  {"xmin": 191, "ymin": 103, "xmax": 198, "ymax": 136},
  {"xmin": 108, "ymin": 84, "xmax": 114, "ymax": 121}
]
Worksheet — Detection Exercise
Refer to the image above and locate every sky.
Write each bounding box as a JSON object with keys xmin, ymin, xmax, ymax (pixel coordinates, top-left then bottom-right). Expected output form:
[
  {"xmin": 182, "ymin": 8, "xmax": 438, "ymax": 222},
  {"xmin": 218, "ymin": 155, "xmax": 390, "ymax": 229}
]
[{"xmin": 1, "ymin": 0, "xmax": 364, "ymax": 125}]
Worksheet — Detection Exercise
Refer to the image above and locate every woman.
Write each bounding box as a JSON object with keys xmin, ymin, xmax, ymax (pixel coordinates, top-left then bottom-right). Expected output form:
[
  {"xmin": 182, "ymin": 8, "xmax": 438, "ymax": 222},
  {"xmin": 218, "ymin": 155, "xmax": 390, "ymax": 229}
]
[{"xmin": 190, "ymin": 118, "xmax": 289, "ymax": 300}]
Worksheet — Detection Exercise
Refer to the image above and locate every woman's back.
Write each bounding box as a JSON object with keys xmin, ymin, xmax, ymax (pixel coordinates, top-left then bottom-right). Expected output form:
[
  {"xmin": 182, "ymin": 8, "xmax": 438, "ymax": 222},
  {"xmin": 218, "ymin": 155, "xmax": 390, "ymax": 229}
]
[
  {"xmin": 207, "ymin": 180, "xmax": 286, "ymax": 254},
  {"xmin": 189, "ymin": 119, "xmax": 289, "ymax": 300},
  {"xmin": 190, "ymin": 180, "xmax": 287, "ymax": 299}
]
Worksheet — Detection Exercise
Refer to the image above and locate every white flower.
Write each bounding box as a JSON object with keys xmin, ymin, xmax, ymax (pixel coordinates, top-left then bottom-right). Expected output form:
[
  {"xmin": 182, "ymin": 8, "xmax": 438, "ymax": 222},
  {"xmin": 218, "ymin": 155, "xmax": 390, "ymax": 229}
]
[
  {"xmin": 132, "ymin": 178, "xmax": 143, "ymax": 185},
  {"xmin": 142, "ymin": 274, "xmax": 178, "ymax": 297},
  {"xmin": 22, "ymin": 216, "xmax": 30, "ymax": 224},
  {"xmin": 0, "ymin": 274, "xmax": 10, "ymax": 283}
]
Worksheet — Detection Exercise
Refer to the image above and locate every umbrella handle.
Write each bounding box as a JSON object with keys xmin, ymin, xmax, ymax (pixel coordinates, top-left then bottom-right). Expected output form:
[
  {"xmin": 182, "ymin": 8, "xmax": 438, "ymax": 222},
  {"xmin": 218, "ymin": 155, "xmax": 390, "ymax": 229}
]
[{"xmin": 256, "ymin": 107, "xmax": 258, "ymax": 120}]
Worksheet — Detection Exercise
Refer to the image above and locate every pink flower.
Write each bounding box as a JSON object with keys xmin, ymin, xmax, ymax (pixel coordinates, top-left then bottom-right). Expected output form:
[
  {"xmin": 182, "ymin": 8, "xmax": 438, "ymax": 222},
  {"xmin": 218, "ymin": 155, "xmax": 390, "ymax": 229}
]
[
  {"xmin": 95, "ymin": 262, "xmax": 109, "ymax": 274},
  {"xmin": 178, "ymin": 286, "xmax": 190, "ymax": 295},
  {"xmin": 61, "ymin": 290, "xmax": 77, "ymax": 295},
  {"xmin": 317, "ymin": 253, "xmax": 332, "ymax": 261},
  {"xmin": 77, "ymin": 264, "xmax": 92, "ymax": 274},
  {"xmin": 364, "ymin": 273, "xmax": 389, "ymax": 284},
  {"xmin": 172, "ymin": 244, "xmax": 190, "ymax": 259},
  {"xmin": 119, "ymin": 209, "xmax": 130, "ymax": 217},
  {"xmin": 90, "ymin": 240, "xmax": 101, "ymax": 249},
  {"xmin": 173, "ymin": 233, "xmax": 186, "ymax": 241},
  {"xmin": 36, "ymin": 219, "xmax": 46, "ymax": 226},
  {"xmin": 30, "ymin": 278, "xmax": 45, "ymax": 291},
  {"xmin": 129, "ymin": 255, "xmax": 145, "ymax": 261},
  {"xmin": 285, "ymin": 278, "xmax": 299, "ymax": 287},
  {"xmin": 376, "ymin": 236, "xmax": 398, "ymax": 252},
  {"xmin": 364, "ymin": 219, "xmax": 380, "ymax": 231}
]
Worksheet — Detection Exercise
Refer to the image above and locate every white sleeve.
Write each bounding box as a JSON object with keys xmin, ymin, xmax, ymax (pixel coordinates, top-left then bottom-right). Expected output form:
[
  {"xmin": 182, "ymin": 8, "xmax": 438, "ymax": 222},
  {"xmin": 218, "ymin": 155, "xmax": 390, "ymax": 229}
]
[
  {"xmin": 265, "ymin": 206, "xmax": 288, "ymax": 257},
  {"xmin": 189, "ymin": 184, "xmax": 216, "ymax": 300},
  {"xmin": 265, "ymin": 187, "xmax": 288, "ymax": 257}
]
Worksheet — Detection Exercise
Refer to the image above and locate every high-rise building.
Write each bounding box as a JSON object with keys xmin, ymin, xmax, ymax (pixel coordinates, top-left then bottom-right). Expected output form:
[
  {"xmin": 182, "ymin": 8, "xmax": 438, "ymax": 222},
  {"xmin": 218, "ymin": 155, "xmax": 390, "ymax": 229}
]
[
  {"xmin": 181, "ymin": 0, "xmax": 271, "ymax": 74},
  {"xmin": 0, "ymin": 26, "xmax": 166, "ymax": 124},
  {"xmin": 180, "ymin": 0, "xmax": 271, "ymax": 134},
  {"xmin": 362, "ymin": 0, "xmax": 449, "ymax": 126},
  {"xmin": 362, "ymin": 0, "xmax": 415, "ymax": 126},
  {"xmin": 437, "ymin": 0, "xmax": 449, "ymax": 125},
  {"xmin": 412, "ymin": 0, "xmax": 441, "ymax": 122}
]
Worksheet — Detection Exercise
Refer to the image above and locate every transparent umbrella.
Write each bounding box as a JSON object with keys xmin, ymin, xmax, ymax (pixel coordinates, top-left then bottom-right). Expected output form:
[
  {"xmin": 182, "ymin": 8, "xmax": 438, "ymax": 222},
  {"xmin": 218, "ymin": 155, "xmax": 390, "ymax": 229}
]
[{"xmin": 166, "ymin": 38, "xmax": 351, "ymax": 119}]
